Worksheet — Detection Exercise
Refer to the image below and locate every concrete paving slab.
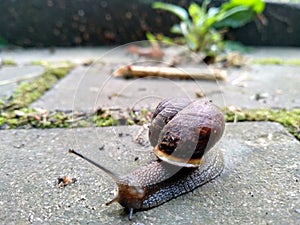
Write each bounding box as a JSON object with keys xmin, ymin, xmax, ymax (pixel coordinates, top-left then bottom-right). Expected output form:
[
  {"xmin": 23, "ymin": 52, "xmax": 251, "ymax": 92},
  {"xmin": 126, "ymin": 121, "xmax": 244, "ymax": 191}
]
[
  {"xmin": 0, "ymin": 47, "xmax": 108, "ymax": 65},
  {"xmin": 30, "ymin": 65, "xmax": 224, "ymax": 111},
  {"xmin": 0, "ymin": 65, "xmax": 44, "ymax": 99},
  {"xmin": 0, "ymin": 122, "xmax": 299, "ymax": 224},
  {"xmin": 1, "ymin": 47, "xmax": 300, "ymax": 65},
  {"xmin": 0, "ymin": 46, "xmax": 136, "ymax": 65},
  {"xmin": 244, "ymin": 47, "xmax": 300, "ymax": 60},
  {"xmin": 0, "ymin": 46, "xmax": 298, "ymax": 110},
  {"xmin": 31, "ymin": 61, "xmax": 300, "ymax": 111}
]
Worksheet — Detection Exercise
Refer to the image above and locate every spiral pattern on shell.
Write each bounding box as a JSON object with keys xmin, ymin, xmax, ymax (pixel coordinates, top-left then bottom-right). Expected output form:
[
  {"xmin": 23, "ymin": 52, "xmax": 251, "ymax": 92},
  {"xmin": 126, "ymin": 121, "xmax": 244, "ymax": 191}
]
[{"xmin": 149, "ymin": 98, "xmax": 225, "ymax": 167}]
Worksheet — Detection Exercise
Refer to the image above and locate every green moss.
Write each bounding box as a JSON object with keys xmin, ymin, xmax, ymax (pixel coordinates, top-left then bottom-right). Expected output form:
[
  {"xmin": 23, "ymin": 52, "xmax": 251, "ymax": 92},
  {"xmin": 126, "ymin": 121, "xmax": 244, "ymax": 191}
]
[
  {"xmin": 251, "ymin": 58, "xmax": 300, "ymax": 66},
  {"xmin": 49, "ymin": 67, "xmax": 70, "ymax": 79},
  {"xmin": 2, "ymin": 59, "xmax": 17, "ymax": 66},
  {"xmin": 0, "ymin": 116, "xmax": 6, "ymax": 126},
  {"xmin": 92, "ymin": 114, "xmax": 118, "ymax": 127},
  {"xmin": 0, "ymin": 65, "xmax": 299, "ymax": 141},
  {"xmin": 0, "ymin": 108, "xmax": 73, "ymax": 129},
  {"xmin": 126, "ymin": 119, "xmax": 135, "ymax": 125},
  {"xmin": 0, "ymin": 61, "xmax": 74, "ymax": 110},
  {"xmin": 0, "ymin": 107, "xmax": 299, "ymax": 140},
  {"xmin": 0, "ymin": 60, "xmax": 75, "ymax": 128},
  {"xmin": 30, "ymin": 60, "xmax": 47, "ymax": 66},
  {"xmin": 224, "ymin": 108, "xmax": 300, "ymax": 140}
]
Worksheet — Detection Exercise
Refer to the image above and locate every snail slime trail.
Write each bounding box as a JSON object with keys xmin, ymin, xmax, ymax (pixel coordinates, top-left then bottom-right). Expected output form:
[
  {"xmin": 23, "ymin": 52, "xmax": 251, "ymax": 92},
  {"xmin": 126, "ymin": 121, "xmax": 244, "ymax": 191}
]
[{"xmin": 69, "ymin": 98, "xmax": 225, "ymax": 220}]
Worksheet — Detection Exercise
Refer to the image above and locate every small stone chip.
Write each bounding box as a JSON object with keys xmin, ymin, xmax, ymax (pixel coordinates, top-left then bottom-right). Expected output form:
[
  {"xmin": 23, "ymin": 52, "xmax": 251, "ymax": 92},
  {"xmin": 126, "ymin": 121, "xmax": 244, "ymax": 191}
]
[{"xmin": 57, "ymin": 176, "xmax": 77, "ymax": 188}]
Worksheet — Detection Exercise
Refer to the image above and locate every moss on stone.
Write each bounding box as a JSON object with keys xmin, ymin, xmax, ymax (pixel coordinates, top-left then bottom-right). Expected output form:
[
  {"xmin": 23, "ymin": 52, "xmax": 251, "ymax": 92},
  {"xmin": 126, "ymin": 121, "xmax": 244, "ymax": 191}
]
[
  {"xmin": 2, "ymin": 59, "xmax": 17, "ymax": 66},
  {"xmin": 92, "ymin": 114, "xmax": 118, "ymax": 127},
  {"xmin": 225, "ymin": 108, "xmax": 300, "ymax": 140},
  {"xmin": 0, "ymin": 61, "xmax": 74, "ymax": 110},
  {"xmin": 0, "ymin": 60, "xmax": 75, "ymax": 128},
  {"xmin": 0, "ymin": 106, "xmax": 299, "ymax": 141},
  {"xmin": 251, "ymin": 58, "xmax": 300, "ymax": 66},
  {"xmin": 0, "ymin": 61, "xmax": 298, "ymax": 140}
]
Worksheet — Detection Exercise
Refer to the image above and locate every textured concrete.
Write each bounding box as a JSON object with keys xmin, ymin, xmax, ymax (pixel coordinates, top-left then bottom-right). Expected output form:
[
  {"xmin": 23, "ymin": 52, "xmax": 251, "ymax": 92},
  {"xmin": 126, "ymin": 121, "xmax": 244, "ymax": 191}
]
[
  {"xmin": 0, "ymin": 46, "xmax": 299, "ymax": 111},
  {"xmin": 244, "ymin": 47, "xmax": 300, "ymax": 59},
  {"xmin": 0, "ymin": 65, "xmax": 44, "ymax": 99},
  {"xmin": 0, "ymin": 46, "xmax": 132, "ymax": 65},
  {"xmin": 0, "ymin": 47, "xmax": 299, "ymax": 225},
  {"xmin": 29, "ymin": 47, "xmax": 300, "ymax": 111},
  {"xmin": 0, "ymin": 122, "xmax": 299, "ymax": 224}
]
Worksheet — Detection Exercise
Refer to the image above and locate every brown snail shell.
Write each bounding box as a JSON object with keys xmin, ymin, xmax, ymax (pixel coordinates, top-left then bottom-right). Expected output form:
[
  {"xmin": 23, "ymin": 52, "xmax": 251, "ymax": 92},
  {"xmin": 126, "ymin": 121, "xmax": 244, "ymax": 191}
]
[{"xmin": 149, "ymin": 98, "xmax": 225, "ymax": 167}]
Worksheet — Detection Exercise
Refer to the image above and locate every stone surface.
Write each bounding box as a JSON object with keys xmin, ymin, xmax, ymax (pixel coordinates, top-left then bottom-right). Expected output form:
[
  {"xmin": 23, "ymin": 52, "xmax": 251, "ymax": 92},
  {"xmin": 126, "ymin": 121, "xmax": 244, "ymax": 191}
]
[
  {"xmin": 0, "ymin": 65, "xmax": 44, "ymax": 99},
  {"xmin": 0, "ymin": 46, "xmax": 131, "ymax": 65},
  {"xmin": 244, "ymin": 47, "xmax": 300, "ymax": 59},
  {"xmin": 0, "ymin": 46, "xmax": 299, "ymax": 225},
  {"xmin": 29, "ymin": 47, "xmax": 300, "ymax": 111},
  {"xmin": 0, "ymin": 122, "xmax": 299, "ymax": 224}
]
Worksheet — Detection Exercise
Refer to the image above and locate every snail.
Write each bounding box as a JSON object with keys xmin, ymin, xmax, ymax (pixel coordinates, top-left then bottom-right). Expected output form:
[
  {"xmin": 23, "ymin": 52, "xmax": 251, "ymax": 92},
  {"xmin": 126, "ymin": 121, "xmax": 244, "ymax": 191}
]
[{"xmin": 69, "ymin": 97, "xmax": 225, "ymax": 220}]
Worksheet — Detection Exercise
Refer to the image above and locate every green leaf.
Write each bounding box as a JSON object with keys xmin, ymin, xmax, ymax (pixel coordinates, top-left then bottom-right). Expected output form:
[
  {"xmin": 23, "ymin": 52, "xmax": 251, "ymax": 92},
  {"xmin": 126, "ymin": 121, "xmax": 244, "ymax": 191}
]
[
  {"xmin": 202, "ymin": 7, "xmax": 219, "ymax": 29},
  {"xmin": 153, "ymin": 2, "xmax": 189, "ymax": 21},
  {"xmin": 185, "ymin": 33, "xmax": 199, "ymax": 51},
  {"xmin": 146, "ymin": 32, "xmax": 175, "ymax": 45},
  {"xmin": 201, "ymin": 0, "xmax": 210, "ymax": 13},
  {"xmin": 188, "ymin": 2, "xmax": 204, "ymax": 25},
  {"xmin": 146, "ymin": 32, "xmax": 156, "ymax": 41},
  {"xmin": 207, "ymin": 7, "xmax": 219, "ymax": 17},
  {"xmin": 0, "ymin": 36, "xmax": 9, "ymax": 47},
  {"xmin": 170, "ymin": 24, "xmax": 183, "ymax": 34},
  {"xmin": 151, "ymin": 0, "xmax": 265, "ymax": 57},
  {"xmin": 224, "ymin": 40, "xmax": 251, "ymax": 53},
  {"xmin": 158, "ymin": 36, "xmax": 176, "ymax": 45},
  {"xmin": 221, "ymin": 0, "xmax": 265, "ymax": 14},
  {"xmin": 214, "ymin": 7, "xmax": 255, "ymax": 29}
]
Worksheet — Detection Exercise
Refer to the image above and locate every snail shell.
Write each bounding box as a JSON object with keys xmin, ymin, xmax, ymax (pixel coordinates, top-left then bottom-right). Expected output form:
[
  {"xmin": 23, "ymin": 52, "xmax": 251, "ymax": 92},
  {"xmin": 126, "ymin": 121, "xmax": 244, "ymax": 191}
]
[
  {"xmin": 149, "ymin": 98, "xmax": 225, "ymax": 167},
  {"xmin": 69, "ymin": 97, "xmax": 225, "ymax": 220}
]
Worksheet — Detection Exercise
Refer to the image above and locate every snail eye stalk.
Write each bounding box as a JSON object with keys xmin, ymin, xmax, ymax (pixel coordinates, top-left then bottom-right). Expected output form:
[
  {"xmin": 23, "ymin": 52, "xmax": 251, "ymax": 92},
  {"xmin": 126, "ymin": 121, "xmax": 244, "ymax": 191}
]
[{"xmin": 68, "ymin": 149, "xmax": 121, "ymax": 182}]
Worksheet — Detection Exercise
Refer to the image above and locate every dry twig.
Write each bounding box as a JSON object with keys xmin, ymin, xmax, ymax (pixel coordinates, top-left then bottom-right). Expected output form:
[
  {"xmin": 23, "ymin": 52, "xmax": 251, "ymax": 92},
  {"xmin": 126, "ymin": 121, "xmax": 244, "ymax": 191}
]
[{"xmin": 113, "ymin": 65, "xmax": 227, "ymax": 81}]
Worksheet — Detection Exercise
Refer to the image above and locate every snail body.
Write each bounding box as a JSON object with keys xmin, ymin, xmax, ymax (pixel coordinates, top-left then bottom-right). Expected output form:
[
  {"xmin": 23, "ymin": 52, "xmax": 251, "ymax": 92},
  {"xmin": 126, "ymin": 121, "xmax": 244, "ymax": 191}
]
[
  {"xmin": 111, "ymin": 146, "xmax": 223, "ymax": 211},
  {"xmin": 69, "ymin": 97, "xmax": 225, "ymax": 219}
]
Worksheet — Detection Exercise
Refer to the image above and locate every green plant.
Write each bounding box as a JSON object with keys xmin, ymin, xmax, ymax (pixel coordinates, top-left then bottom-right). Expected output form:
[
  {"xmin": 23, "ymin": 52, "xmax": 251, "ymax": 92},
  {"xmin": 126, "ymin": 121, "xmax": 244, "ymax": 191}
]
[
  {"xmin": 150, "ymin": 0, "xmax": 265, "ymax": 60},
  {"xmin": 0, "ymin": 36, "xmax": 9, "ymax": 47}
]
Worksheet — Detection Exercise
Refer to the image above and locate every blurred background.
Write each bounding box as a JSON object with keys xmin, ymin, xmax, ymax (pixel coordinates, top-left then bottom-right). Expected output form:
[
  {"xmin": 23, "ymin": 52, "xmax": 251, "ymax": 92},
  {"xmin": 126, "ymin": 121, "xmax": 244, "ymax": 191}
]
[{"xmin": 0, "ymin": 0, "xmax": 299, "ymax": 48}]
